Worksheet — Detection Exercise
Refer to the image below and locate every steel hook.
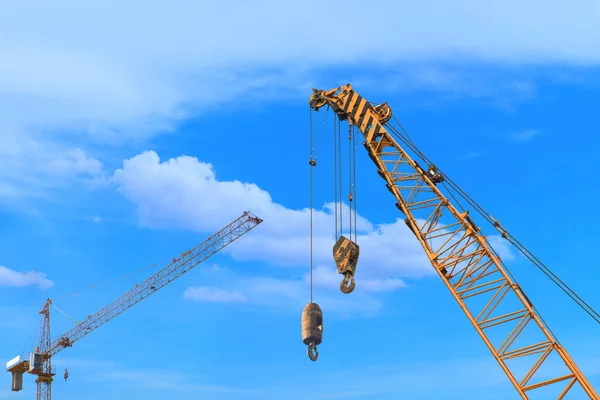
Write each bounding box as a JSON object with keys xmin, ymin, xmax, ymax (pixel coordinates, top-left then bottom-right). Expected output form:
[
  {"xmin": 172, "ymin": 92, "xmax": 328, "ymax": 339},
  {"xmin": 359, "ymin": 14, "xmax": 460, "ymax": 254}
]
[
  {"xmin": 340, "ymin": 274, "xmax": 355, "ymax": 294},
  {"xmin": 307, "ymin": 342, "xmax": 319, "ymax": 361}
]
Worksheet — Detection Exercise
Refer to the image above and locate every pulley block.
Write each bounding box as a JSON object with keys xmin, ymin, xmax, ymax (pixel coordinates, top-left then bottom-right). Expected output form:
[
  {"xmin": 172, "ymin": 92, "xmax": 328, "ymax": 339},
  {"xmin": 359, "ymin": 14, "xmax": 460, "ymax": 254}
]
[
  {"xmin": 333, "ymin": 235, "xmax": 360, "ymax": 294},
  {"xmin": 374, "ymin": 102, "xmax": 392, "ymax": 124},
  {"xmin": 308, "ymin": 89, "xmax": 327, "ymax": 110}
]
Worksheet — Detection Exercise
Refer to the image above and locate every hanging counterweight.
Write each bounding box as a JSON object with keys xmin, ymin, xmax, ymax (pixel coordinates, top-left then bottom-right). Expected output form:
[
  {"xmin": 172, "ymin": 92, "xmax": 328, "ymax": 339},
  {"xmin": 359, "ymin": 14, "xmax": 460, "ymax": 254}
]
[{"xmin": 301, "ymin": 303, "xmax": 323, "ymax": 361}]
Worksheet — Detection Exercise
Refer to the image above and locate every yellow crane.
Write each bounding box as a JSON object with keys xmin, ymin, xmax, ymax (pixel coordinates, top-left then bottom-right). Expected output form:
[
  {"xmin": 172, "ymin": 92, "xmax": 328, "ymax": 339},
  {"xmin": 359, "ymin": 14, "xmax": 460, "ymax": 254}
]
[
  {"xmin": 6, "ymin": 211, "xmax": 263, "ymax": 400},
  {"xmin": 307, "ymin": 84, "xmax": 599, "ymax": 399}
]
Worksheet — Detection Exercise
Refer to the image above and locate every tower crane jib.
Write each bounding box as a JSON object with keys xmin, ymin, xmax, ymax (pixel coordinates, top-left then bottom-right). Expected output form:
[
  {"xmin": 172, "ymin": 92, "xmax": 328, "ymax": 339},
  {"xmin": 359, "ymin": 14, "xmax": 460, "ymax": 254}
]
[{"xmin": 6, "ymin": 211, "xmax": 263, "ymax": 400}]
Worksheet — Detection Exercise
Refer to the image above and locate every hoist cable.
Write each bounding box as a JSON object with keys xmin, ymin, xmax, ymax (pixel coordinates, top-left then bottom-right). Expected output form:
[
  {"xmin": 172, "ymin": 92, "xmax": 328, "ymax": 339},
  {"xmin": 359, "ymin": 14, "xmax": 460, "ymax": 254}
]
[
  {"xmin": 51, "ymin": 303, "xmax": 79, "ymax": 326},
  {"xmin": 503, "ymin": 234, "xmax": 600, "ymax": 324},
  {"xmin": 384, "ymin": 116, "xmax": 600, "ymax": 325},
  {"xmin": 313, "ymin": 105, "xmax": 330, "ymax": 161},
  {"xmin": 482, "ymin": 229, "xmax": 562, "ymax": 340},
  {"xmin": 442, "ymin": 180, "xmax": 467, "ymax": 213},
  {"xmin": 309, "ymin": 108, "xmax": 314, "ymax": 303},
  {"xmin": 20, "ymin": 329, "xmax": 37, "ymax": 358},
  {"xmin": 338, "ymin": 118, "xmax": 343, "ymax": 235},
  {"xmin": 348, "ymin": 125, "xmax": 353, "ymax": 241},
  {"xmin": 333, "ymin": 110, "xmax": 339, "ymax": 239},
  {"xmin": 392, "ymin": 115, "xmax": 418, "ymax": 148},
  {"xmin": 352, "ymin": 126, "xmax": 358, "ymax": 244}
]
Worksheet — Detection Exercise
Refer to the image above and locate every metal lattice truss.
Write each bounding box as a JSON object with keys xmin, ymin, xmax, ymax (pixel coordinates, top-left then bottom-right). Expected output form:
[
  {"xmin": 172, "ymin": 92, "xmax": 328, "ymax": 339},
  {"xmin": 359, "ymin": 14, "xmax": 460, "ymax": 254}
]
[
  {"xmin": 310, "ymin": 84, "xmax": 598, "ymax": 399},
  {"xmin": 49, "ymin": 211, "xmax": 263, "ymax": 357}
]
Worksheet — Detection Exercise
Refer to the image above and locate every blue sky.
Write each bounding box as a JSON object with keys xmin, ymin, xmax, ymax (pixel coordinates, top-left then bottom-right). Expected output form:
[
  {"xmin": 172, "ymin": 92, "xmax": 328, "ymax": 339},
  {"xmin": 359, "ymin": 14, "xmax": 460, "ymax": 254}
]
[{"xmin": 2, "ymin": 1, "xmax": 600, "ymax": 399}]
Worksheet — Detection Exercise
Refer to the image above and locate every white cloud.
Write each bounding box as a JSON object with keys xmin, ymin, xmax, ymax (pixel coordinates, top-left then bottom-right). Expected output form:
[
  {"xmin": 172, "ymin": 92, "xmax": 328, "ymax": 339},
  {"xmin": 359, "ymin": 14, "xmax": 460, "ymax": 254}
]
[
  {"xmin": 5, "ymin": 1, "xmax": 600, "ymax": 70},
  {"xmin": 352, "ymin": 66, "xmax": 538, "ymax": 102},
  {"xmin": 0, "ymin": 266, "xmax": 54, "ymax": 289},
  {"xmin": 46, "ymin": 148, "xmax": 103, "ymax": 176},
  {"xmin": 60, "ymin": 359, "xmax": 264, "ymax": 395},
  {"xmin": 1, "ymin": 0, "xmax": 599, "ymax": 202},
  {"xmin": 113, "ymin": 151, "xmax": 431, "ymax": 283},
  {"xmin": 486, "ymin": 235, "xmax": 516, "ymax": 261},
  {"xmin": 185, "ymin": 267, "xmax": 385, "ymax": 319},
  {"xmin": 311, "ymin": 265, "xmax": 408, "ymax": 293},
  {"xmin": 0, "ymin": 131, "xmax": 104, "ymax": 201},
  {"xmin": 510, "ymin": 129, "xmax": 541, "ymax": 142},
  {"xmin": 184, "ymin": 286, "xmax": 247, "ymax": 303},
  {"xmin": 114, "ymin": 151, "xmax": 516, "ymax": 315},
  {"xmin": 459, "ymin": 151, "xmax": 484, "ymax": 160}
]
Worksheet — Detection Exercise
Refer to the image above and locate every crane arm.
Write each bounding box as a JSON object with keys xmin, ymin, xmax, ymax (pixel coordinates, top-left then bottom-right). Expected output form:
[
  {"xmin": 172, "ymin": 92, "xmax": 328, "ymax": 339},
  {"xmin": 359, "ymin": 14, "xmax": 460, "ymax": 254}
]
[
  {"xmin": 46, "ymin": 211, "xmax": 262, "ymax": 357},
  {"xmin": 309, "ymin": 85, "xmax": 598, "ymax": 399}
]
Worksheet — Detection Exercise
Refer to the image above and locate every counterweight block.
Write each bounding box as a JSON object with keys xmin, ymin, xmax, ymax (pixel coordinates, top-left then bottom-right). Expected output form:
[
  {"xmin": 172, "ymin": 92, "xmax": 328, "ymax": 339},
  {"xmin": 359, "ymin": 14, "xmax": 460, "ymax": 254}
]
[
  {"xmin": 301, "ymin": 303, "xmax": 323, "ymax": 361},
  {"xmin": 333, "ymin": 235, "xmax": 360, "ymax": 294}
]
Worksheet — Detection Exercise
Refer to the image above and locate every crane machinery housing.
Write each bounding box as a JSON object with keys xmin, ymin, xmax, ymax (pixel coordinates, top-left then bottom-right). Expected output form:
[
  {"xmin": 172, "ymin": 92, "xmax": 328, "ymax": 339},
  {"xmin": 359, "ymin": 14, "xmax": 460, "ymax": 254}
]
[
  {"xmin": 6, "ymin": 211, "xmax": 263, "ymax": 400},
  {"xmin": 307, "ymin": 84, "xmax": 599, "ymax": 399}
]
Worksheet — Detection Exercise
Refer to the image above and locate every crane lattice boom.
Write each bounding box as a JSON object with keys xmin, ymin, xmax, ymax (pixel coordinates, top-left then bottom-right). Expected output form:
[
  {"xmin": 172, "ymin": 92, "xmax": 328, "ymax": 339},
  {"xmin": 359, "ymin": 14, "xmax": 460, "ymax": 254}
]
[
  {"xmin": 6, "ymin": 211, "xmax": 263, "ymax": 400},
  {"xmin": 308, "ymin": 84, "xmax": 598, "ymax": 400},
  {"xmin": 49, "ymin": 211, "xmax": 262, "ymax": 357}
]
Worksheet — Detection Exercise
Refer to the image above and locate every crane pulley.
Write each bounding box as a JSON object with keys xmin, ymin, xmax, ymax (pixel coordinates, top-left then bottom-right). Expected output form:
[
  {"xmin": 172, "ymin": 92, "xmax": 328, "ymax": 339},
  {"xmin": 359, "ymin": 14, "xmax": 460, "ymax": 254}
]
[
  {"xmin": 6, "ymin": 211, "xmax": 263, "ymax": 400},
  {"xmin": 333, "ymin": 236, "xmax": 359, "ymax": 294},
  {"xmin": 308, "ymin": 84, "xmax": 600, "ymax": 399}
]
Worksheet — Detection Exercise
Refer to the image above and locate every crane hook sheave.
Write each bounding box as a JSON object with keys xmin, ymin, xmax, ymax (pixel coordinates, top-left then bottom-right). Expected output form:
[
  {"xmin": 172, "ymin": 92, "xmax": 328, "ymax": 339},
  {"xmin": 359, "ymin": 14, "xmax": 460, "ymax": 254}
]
[
  {"xmin": 309, "ymin": 89, "xmax": 327, "ymax": 109},
  {"xmin": 374, "ymin": 102, "xmax": 393, "ymax": 125}
]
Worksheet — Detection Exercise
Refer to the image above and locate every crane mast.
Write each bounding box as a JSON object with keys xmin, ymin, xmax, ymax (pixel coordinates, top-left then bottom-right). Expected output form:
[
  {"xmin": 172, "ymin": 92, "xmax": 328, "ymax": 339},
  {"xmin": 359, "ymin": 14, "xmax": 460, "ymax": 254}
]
[
  {"xmin": 309, "ymin": 84, "xmax": 598, "ymax": 399},
  {"xmin": 6, "ymin": 211, "xmax": 263, "ymax": 400}
]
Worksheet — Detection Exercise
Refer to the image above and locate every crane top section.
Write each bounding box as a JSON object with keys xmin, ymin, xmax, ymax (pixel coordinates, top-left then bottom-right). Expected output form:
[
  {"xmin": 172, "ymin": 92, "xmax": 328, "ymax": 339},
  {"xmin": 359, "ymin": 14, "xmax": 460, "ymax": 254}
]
[{"xmin": 309, "ymin": 84, "xmax": 393, "ymax": 127}]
